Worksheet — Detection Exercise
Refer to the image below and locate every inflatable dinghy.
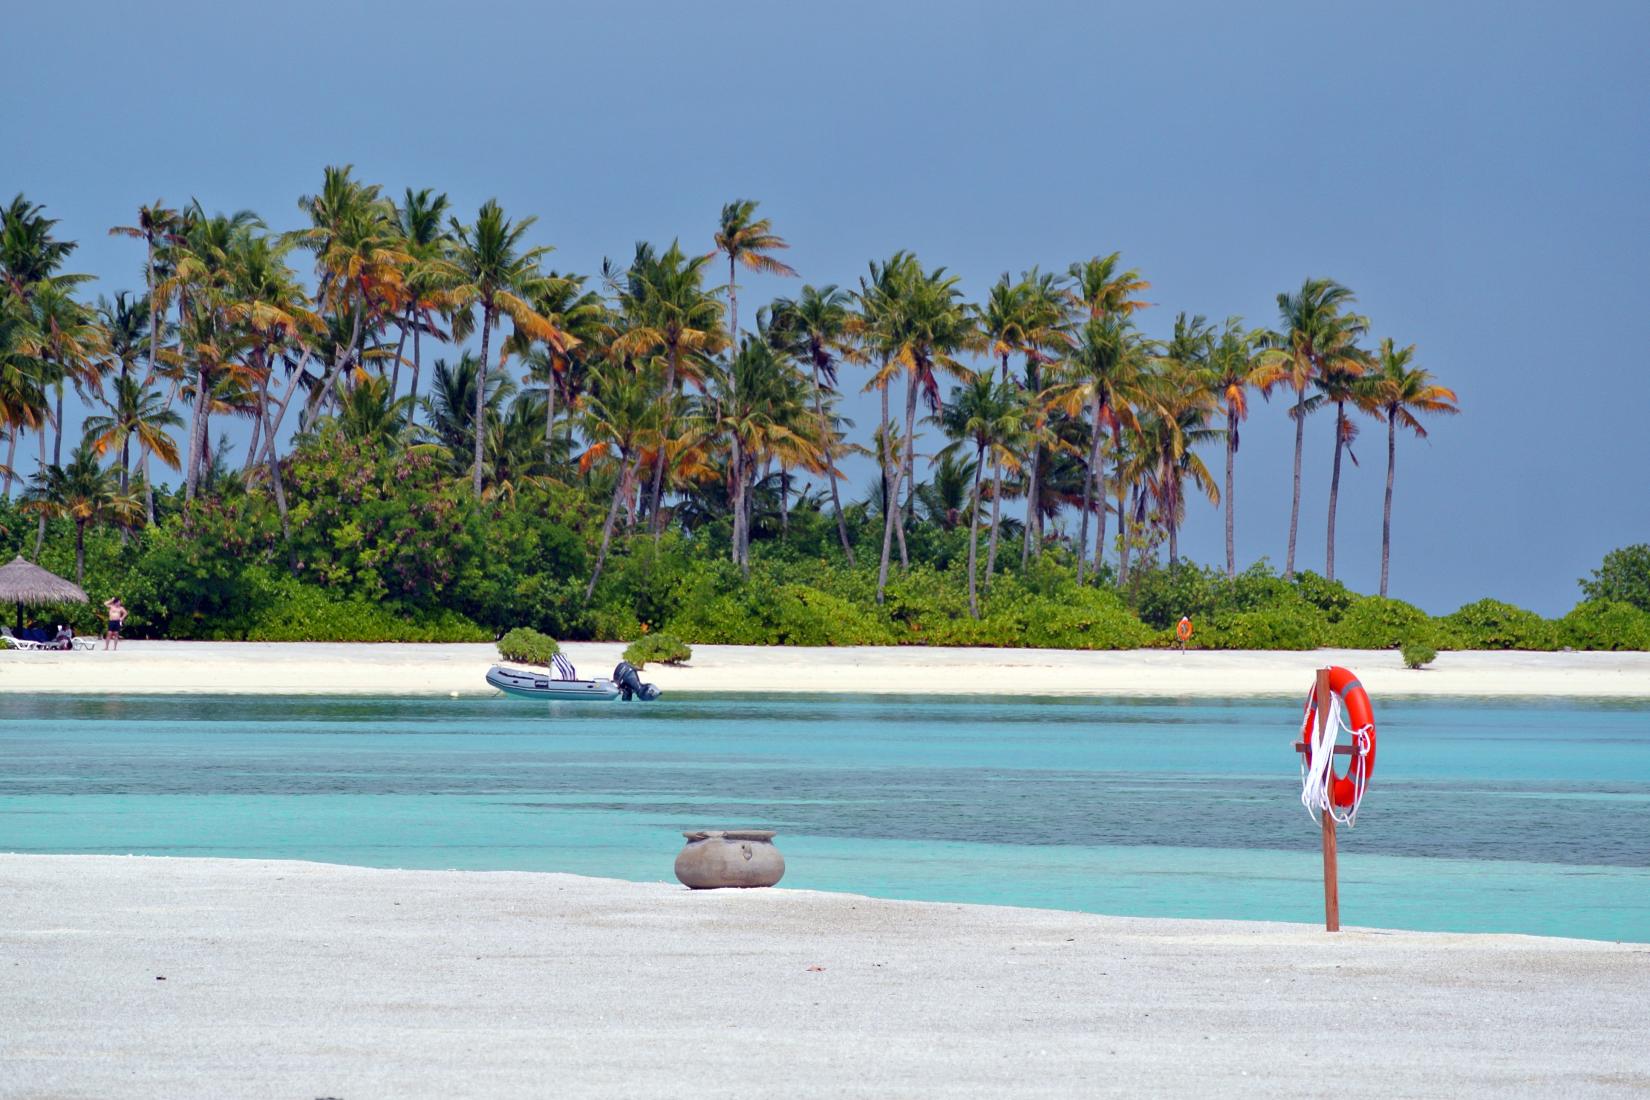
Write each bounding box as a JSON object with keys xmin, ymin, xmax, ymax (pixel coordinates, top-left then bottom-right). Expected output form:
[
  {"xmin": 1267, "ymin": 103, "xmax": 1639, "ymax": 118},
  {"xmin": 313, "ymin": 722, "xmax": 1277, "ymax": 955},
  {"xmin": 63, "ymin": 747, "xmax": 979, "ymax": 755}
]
[
  {"xmin": 486, "ymin": 665, "xmax": 621, "ymax": 701},
  {"xmin": 486, "ymin": 662, "xmax": 661, "ymax": 702}
]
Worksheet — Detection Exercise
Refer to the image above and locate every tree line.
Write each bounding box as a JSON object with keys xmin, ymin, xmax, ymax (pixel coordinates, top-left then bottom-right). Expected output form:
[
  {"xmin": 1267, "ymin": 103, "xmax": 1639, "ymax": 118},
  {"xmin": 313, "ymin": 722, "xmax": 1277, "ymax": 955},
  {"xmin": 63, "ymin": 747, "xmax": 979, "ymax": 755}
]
[{"xmin": 0, "ymin": 171, "xmax": 1458, "ymax": 612}]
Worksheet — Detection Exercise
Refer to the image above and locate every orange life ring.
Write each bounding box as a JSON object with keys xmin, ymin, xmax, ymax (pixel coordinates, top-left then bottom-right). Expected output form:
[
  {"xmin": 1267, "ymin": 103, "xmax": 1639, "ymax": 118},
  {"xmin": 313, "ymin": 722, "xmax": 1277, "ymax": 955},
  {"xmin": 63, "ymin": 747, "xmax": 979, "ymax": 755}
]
[
  {"xmin": 1299, "ymin": 666, "xmax": 1377, "ymax": 808},
  {"xmin": 1175, "ymin": 618, "xmax": 1193, "ymax": 642}
]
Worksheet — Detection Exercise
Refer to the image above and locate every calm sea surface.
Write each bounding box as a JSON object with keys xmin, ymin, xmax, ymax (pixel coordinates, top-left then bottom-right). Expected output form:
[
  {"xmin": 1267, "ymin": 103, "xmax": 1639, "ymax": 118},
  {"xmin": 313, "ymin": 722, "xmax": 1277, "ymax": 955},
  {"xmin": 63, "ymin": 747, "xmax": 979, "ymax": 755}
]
[{"xmin": 1, "ymin": 693, "xmax": 1645, "ymax": 942}]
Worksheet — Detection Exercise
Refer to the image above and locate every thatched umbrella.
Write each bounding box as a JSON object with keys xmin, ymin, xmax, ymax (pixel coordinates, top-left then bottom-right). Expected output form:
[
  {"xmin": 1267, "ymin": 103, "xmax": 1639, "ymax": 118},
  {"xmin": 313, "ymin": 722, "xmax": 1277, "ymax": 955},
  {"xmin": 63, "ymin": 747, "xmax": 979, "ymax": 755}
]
[{"xmin": 0, "ymin": 555, "xmax": 89, "ymax": 631}]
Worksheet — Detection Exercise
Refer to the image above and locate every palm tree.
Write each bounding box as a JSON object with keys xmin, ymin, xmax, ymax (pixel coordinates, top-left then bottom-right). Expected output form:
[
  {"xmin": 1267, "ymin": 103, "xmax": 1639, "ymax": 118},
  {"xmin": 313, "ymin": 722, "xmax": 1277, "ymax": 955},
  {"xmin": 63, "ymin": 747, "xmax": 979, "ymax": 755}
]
[
  {"xmin": 612, "ymin": 241, "xmax": 726, "ymax": 533},
  {"xmin": 1, "ymin": 194, "xmax": 84, "ymax": 296},
  {"xmin": 0, "ymin": 293, "xmax": 47, "ymax": 498},
  {"xmin": 854, "ymin": 254, "xmax": 913, "ymax": 576},
  {"xmin": 109, "ymin": 202, "xmax": 180, "ymax": 429},
  {"xmin": 940, "ymin": 373, "xmax": 1023, "ymax": 617},
  {"xmin": 1267, "ymin": 278, "xmax": 1369, "ymax": 577},
  {"xmin": 511, "ymin": 273, "xmax": 604, "ymax": 471},
  {"xmin": 82, "ymin": 374, "xmax": 183, "ymax": 495},
  {"xmin": 1137, "ymin": 364, "xmax": 1220, "ymax": 566},
  {"xmin": 872, "ymin": 257, "xmax": 980, "ymax": 602},
  {"xmin": 292, "ymin": 168, "xmax": 406, "ymax": 430},
  {"xmin": 1370, "ymin": 339, "xmax": 1458, "ymax": 596},
  {"xmin": 389, "ymin": 188, "xmax": 455, "ymax": 427},
  {"xmin": 19, "ymin": 443, "xmax": 141, "ymax": 584},
  {"xmin": 447, "ymin": 199, "xmax": 559, "ymax": 497},
  {"xmin": 166, "ymin": 203, "xmax": 266, "ymax": 497},
  {"xmin": 330, "ymin": 374, "xmax": 413, "ymax": 447},
  {"xmin": 417, "ymin": 353, "xmax": 515, "ymax": 473},
  {"xmin": 579, "ymin": 363, "xmax": 662, "ymax": 601},
  {"xmin": 711, "ymin": 199, "xmax": 797, "ymax": 347},
  {"xmin": 697, "ymin": 335, "xmax": 816, "ymax": 572},
  {"xmin": 1305, "ymin": 363, "xmax": 1380, "ymax": 583},
  {"xmin": 1067, "ymin": 253, "xmax": 1150, "ymax": 321},
  {"xmin": 1066, "ymin": 314, "xmax": 1149, "ymax": 582},
  {"xmin": 1004, "ymin": 269, "xmax": 1072, "ymax": 568},
  {"xmin": 768, "ymin": 284, "xmax": 856, "ymax": 562},
  {"xmin": 1194, "ymin": 317, "xmax": 1283, "ymax": 576}
]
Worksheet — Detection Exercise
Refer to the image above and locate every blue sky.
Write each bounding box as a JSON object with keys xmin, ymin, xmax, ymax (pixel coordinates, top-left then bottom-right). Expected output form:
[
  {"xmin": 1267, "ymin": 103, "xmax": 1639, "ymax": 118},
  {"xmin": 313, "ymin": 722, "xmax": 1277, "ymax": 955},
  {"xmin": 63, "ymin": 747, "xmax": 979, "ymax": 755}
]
[{"xmin": 5, "ymin": 0, "xmax": 1646, "ymax": 614}]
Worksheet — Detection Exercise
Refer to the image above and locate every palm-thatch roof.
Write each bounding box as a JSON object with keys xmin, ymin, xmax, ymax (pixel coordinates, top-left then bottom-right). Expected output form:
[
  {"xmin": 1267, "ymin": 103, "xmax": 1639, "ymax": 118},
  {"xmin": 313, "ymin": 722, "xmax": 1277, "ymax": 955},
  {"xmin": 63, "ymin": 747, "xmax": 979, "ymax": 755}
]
[{"xmin": 0, "ymin": 556, "xmax": 89, "ymax": 607}]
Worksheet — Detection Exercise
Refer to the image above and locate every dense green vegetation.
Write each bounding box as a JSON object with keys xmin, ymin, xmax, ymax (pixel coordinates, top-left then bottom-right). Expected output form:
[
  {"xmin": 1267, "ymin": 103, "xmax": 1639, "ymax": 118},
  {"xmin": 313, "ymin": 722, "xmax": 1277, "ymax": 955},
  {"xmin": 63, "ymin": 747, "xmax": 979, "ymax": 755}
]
[
  {"xmin": 1, "ymin": 176, "xmax": 1643, "ymax": 651},
  {"xmin": 623, "ymin": 633, "xmax": 692, "ymax": 669}
]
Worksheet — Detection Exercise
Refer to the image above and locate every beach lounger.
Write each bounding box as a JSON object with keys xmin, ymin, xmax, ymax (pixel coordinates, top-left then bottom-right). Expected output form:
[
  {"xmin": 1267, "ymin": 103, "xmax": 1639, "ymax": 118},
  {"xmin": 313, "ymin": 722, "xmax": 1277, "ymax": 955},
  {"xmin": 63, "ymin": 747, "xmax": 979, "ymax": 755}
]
[{"xmin": 1, "ymin": 626, "xmax": 48, "ymax": 651}]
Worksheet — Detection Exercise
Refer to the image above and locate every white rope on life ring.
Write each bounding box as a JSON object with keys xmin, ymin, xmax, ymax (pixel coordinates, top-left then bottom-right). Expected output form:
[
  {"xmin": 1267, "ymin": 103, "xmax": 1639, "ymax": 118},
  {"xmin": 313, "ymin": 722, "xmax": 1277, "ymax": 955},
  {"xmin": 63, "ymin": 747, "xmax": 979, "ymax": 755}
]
[{"xmin": 1299, "ymin": 692, "xmax": 1374, "ymax": 828}]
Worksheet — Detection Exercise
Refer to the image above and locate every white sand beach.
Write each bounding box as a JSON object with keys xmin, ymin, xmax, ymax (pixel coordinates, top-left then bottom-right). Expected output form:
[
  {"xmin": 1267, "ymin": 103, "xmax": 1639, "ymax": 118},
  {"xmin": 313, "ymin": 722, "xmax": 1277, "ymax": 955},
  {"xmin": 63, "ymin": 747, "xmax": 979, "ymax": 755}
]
[
  {"xmin": 1, "ymin": 855, "xmax": 1645, "ymax": 1099},
  {"xmin": 1, "ymin": 640, "xmax": 1647, "ymax": 697}
]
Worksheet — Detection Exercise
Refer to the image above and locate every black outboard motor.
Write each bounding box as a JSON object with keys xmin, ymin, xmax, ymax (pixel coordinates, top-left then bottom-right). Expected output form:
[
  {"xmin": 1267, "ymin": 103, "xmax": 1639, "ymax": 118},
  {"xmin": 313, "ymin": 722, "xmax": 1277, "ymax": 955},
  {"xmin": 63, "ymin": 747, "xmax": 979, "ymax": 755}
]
[{"xmin": 613, "ymin": 661, "xmax": 662, "ymax": 701}]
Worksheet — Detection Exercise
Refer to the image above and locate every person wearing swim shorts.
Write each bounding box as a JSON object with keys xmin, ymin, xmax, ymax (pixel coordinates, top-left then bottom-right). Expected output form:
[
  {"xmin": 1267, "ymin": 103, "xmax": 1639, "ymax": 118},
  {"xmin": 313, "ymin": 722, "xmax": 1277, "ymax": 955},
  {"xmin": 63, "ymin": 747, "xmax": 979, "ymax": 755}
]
[{"xmin": 104, "ymin": 597, "xmax": 127, "ymax": 651}]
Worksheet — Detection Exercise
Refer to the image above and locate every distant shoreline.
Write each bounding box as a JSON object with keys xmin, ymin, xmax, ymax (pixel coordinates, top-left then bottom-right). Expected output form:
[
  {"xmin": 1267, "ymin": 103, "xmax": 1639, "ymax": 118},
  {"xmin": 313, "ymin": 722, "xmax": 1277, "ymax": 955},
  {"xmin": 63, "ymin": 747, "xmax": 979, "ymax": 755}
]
[{"xmin": 2, "ymin": 641, "xmax": 1647, "ymax": 698}]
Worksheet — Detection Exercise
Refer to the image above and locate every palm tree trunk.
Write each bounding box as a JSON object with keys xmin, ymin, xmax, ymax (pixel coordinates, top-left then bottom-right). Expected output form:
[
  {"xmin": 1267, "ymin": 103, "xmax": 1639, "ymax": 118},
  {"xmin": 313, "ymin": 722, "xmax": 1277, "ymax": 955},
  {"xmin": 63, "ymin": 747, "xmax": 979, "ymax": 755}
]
[
  {"xmin": 984, "ymin": 352, "xmax": 1008, "ymax": 587},
  {"xmin": 967, "ymin": 442, "xmax": 985, "ymax": 619},
  {"xmin": 1225, "ymin": 405, "xmax": 1237, "ymax": 577},
  {"xmin": 472, "ymin": 306, "xmax": 492, "ymax": 497},
  {"xmin": 648, "ymin": 345, "xmax": 678, "ymax": 536},
  {"xmin": 74, "ymin": 522, "xmax": 86, "ymax": 586},
  {"xmin": 875, "ymin": 373, "xmax": 894, "ymax": 603},
  {"xmin": 142, "ymin": 448, "xmax": 155, "ymax": 525},
  {"xmin": 185, "ymin": 365, "xmax": 208, "ymax": 500},
  {"xmin": 1380, "ymin": 411, "xmax": 1396, "ymax": 597},
  {"xmin": 543, "ymin": 363, "xmax": 557, "ymax": 472},
  {"xmin": 1325, "ymin": 401, "xmax": 1345, "ymax": 582},
  {"xmin": 729, "ymin": 435, "xmax": 744, "ymax": 568},
  {"xmin": 243, "ymin": 368, "xmax": 267, "ymax": 476},
  {"xmin": 1117, "ymin": 464, "xmax": 1133, "ymax": 586},
  {"xmin": 1285, "ymin": 383, "xmax": 1306, "ymax": 578},
  {"xmin": 33, "ymin": 430, "xmax": 47, "ymax": 559},
  {"xmin": 779, "ymin": 467, "xmax": 790, "ymax": 535},
  {"xmin": 407, "ymin": 322, "xmax": 423, "ymax": 430},
  {"xmin": 257, "ymin": 347, "xmax": 314, "ymax": 471},
  {"xmin": 303, "ymin": 307, "xmax": 362, "ymax": 432},
  {"xmin": 141, "ymin": 233, "xmax": 157, "ymax": 496},
  {"xmin": 390, "ymin": 308, "xmax": 412, "ymax": 398},
  {"xmin": 1020, "ymin": 433, "xmax": 1041, "ymax": 568},
  {"xmin": 878, "ymin": 372, "xmax": 917, "ymax": 601},
  {"xmin": 1097, "ymin": 422, "xmax": 1114, "ymax": 581},
  {"xmin": 1077, "ymin": 395, "xmax": 1102, "ymax": 583},
  {"xmin": 263, "ymin": 397, "xmax": 296, "ymax": 573},
  {"xmin": 897, "ymin": 370, "xmax": 918, "ymax": 570},
  {"xmin": 728, "ymin": 254, "xmax": 738, "ymax": 347},
  {"xmin": 4, "ymin": 431, "xmax": 16, "ymax": 499},
  {"xmin": 586, "ymin": 455, "xmax": 636, "ymax": 602},
  {"xmin": 52, "ymin": 381, "xmax": 64, "ymax": 466},
  {"xmin": 810, "ymin": 362, "xmax": 853, "ymax": 563}
]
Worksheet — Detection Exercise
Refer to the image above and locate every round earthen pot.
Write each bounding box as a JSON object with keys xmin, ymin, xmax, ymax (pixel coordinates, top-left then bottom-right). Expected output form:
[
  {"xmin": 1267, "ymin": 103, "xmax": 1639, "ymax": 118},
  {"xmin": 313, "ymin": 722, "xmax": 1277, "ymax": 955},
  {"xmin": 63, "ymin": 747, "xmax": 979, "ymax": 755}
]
[{"xmin": 674, "ymin": 830, "xmax": 785, "ymax": 889}]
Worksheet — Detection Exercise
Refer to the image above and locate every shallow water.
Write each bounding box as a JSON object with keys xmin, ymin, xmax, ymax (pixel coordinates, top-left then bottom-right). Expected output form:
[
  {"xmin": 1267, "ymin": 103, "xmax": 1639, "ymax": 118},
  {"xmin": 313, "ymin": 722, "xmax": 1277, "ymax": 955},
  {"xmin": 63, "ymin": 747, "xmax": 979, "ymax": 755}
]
[{"xmin": 1, "ymin": 693, "xmax": 1646, "ymax": 942}]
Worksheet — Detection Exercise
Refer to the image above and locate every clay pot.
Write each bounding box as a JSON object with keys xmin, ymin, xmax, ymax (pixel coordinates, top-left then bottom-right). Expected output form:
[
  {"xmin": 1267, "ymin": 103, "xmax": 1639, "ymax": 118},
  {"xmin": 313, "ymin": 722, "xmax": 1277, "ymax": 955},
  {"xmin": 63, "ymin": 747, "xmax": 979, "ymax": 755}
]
[{"xmin": 674, "ymin": 830, "xmax": 785, "ymax": 889}]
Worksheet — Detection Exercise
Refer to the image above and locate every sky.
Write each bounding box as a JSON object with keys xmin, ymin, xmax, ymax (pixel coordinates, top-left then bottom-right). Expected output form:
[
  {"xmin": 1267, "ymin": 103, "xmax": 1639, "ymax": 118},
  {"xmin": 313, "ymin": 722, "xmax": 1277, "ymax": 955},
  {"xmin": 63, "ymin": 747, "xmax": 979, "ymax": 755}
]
[{"xmin": 4, "ymin": 0, "xmax": 1646, "ymax": 615}]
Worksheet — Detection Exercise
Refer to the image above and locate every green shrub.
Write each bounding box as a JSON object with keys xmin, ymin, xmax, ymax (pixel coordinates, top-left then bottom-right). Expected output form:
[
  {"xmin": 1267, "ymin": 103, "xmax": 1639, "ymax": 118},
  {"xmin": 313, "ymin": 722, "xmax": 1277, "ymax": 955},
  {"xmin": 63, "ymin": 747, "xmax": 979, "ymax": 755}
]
[
  {"xmin": 497, "ymin": 626, "xmax": 560, "ymax": 667},
  {"xmin": 1442, "ymin": 598, "xmax": 1558, "ymax": 650},
  {"xmin": 1292, "ymin": 571, "xmax": 1357, "ymax": 618},
  {"xmin": 1400, "ymin": 637, "xmax": 1438, "ymax": 669},
  {"xmin": 623, "ymin": 632, "xmax": 693, "ymax": 668},
  {"xmin": 1557, "ymin": 600, "xmax": 1650, "ymax": 651},
  {"xmin": 1197, "ymin": 606, "xmax": 1324, "ymax": 650},
  {"xmin": 1579, "ymin": 545, "xmax": 1650, "ymax": 613},
  {"xmin": 1330, "ymin": 596, "xmax": 1434, "ymax": 649}
]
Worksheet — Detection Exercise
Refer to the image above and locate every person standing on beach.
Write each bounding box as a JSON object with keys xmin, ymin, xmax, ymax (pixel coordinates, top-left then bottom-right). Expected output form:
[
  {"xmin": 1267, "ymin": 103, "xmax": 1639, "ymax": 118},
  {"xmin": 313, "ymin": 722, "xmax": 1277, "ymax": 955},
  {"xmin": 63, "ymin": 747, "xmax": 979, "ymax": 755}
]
[{"xmin": 104, "ymin": 597, "xmax": 127, "ymax": 651}]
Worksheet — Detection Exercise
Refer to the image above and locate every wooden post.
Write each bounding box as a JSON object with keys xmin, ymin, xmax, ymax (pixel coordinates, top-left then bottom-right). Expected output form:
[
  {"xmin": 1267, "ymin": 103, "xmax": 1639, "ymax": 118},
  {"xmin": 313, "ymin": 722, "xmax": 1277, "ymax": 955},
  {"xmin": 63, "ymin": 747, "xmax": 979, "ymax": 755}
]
[{"xmin": 1316, "ymin": 668, "xmax": 1340, "ymax": 932}]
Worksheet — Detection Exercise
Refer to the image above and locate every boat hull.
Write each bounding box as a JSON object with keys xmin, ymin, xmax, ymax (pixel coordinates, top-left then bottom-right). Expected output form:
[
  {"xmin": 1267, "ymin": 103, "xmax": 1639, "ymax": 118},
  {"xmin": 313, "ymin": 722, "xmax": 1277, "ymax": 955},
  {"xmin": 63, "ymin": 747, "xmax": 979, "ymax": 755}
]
[{"xmin": 486, "ymin": 665, "xmax": 621, "ymax": 701}]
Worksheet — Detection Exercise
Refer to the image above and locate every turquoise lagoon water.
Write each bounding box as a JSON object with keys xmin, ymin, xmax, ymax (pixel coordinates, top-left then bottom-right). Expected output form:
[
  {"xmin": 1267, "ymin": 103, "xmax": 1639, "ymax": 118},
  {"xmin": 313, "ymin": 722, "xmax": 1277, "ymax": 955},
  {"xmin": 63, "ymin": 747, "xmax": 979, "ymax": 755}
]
[{"xmin": 1, "ymin": 693, "xmax": 1646, "ymax": 942}]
